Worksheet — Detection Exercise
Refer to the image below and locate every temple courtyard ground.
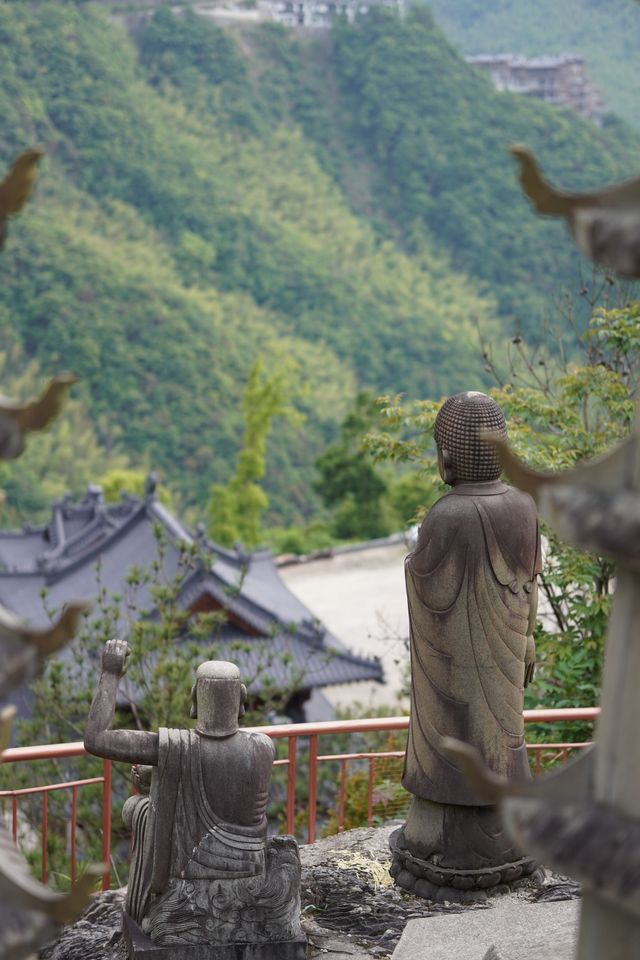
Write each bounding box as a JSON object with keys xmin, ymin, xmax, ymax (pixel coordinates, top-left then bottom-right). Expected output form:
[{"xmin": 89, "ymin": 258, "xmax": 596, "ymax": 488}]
[{"xmin": 279, "ymin": 538, "xmax": 411, "ymax": 712}]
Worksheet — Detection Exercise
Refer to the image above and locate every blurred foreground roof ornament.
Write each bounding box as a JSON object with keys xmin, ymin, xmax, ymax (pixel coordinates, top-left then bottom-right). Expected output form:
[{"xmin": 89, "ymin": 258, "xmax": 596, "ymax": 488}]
[
  {"xmin": 443, "ymin": 140, "xmax": 640, "ymax": 957},
  {"xmin": 487, "ymin": 432, "xmax": 640, "ymax": 568},
  {"xmin": 0, "ymin": 148, "xmax": 43, "ymax": 251},
  {"xmin": 0, "ymin": 829, "xmax": 104, "ymax": 960},
  {"xmin": 0, "ymin": 373, "xmax": 78, "ymax": 460},
  {"xmin": 0, "ymin": 600, "xmax": 91, "ymax": 699},
  {"xmin": 0, "ymin": 319, "xmax": 98, "ymax": 951},
  {"xmin": 510, "ymin": 144, "xmax": 640, "ymax": 279}
]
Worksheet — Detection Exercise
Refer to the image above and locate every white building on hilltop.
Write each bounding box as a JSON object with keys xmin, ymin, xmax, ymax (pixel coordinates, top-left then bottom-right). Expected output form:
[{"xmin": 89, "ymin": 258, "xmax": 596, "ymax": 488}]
[
  {"xmin": 263, "ymin": 0, "xmax": 404, "ymax": 28},
  {"xmin": 191, "ymin": 0, "xmax": 404, "ymax": 29}
]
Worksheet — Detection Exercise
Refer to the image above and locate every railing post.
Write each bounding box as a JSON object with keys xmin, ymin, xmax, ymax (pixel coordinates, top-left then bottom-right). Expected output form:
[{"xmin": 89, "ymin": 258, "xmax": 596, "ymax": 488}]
[
  {"xmin": 307, "ymin": 736, "xmax": 318, "ymax": 845},
  {"xmin": 41, "ymin": 792, "xmax": 48, "ymax": 884},
  {"xmin": 286, "ymin": 736, "xmax": 297, "ymax": 837},
  {"xmin": 338, "ymin": 759, "xmax": 347, "ymax": 833},
  {"xmin": 102, "ymin": 758, "xmax": 112, "ymax": 891},
  {"xmin": 367, "ymin": 758, "xmax": 375, "ymax": 827},
  {"xmin": 70, "ymin": 785, "xmax": 78, "ymax": 886}
]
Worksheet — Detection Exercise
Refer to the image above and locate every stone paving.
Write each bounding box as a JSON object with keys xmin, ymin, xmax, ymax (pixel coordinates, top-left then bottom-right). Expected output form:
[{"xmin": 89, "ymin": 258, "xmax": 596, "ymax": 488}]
[{"xmin": 391, "ymin": 899, "xmax": 579, "ymax": 960}]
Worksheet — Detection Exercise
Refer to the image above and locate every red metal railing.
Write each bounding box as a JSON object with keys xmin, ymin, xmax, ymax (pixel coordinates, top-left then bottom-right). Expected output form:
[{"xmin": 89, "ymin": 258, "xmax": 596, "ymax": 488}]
[
  {"xmin": 0, "ymin": 707, "xmax": 599, "ymax": 888},
  {"xmin": 259, "ymin": 708, "xmax": 599, "ymax": 844},
  {"xmin": 0, "ymin": 742, "xmax": 112, "ymax": 890}
]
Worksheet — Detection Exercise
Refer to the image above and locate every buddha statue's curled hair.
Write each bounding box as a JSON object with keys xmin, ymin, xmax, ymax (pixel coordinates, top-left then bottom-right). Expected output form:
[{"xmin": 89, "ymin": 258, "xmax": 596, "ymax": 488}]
[{"xmin": 434, "ymin": 391, "xmax": 507, "ymax": 483}]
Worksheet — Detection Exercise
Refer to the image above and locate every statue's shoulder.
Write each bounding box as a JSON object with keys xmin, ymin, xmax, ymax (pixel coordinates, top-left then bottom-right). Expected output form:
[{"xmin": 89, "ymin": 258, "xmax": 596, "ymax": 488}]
[
  {"xmin": 411, "ymin": 494, "xmax": 479, "ymax": 561},
  {"xmin": 501, "ymin": 484, "xmax": 537, "ymax": 512},
  {"xmin": 244, "ymin": 729, "xmax": 277, "ymax": 759},
  {"xmin": 420, "ymin": 492, "xmax": 479, "ymax": 530}
]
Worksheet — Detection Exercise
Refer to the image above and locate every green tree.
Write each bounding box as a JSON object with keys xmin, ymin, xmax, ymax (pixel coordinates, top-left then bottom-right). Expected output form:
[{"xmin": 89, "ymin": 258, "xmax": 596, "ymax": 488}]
[
  {"xmin": 98, "ymin": 468, "xmax": 172, "ymax": 508},
  {"xmin": 314, "ymin": 391, "xmax": 394, "ymax": 540},
  {"xmin": 207, "ymin": 360, "xmax": 300, "ymax": 548},
  {"xmin": 491, "ymin": 304, "xmax": 637, "ymax": 731}
]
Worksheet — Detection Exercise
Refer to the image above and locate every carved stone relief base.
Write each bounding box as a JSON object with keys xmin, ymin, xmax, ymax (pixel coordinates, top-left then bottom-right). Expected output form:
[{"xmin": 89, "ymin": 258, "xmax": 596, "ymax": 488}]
[
  {"xmin": 122, "ymin": 914, "xmax": 308, "ymax": 960},
  {"xmin": 389, "ymin": 827, "xmax": 542, "ymax": 904}
]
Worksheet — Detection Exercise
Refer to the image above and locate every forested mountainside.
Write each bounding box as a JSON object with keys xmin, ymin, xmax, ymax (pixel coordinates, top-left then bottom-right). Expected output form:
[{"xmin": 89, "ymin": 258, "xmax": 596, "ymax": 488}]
[
  {"xmin": 427, "ymin": 0, "xmax": 640, "ymax": 132},
  {"xmin": 1, "ymin": 2, "xmax": 638, "ymax": 525}
]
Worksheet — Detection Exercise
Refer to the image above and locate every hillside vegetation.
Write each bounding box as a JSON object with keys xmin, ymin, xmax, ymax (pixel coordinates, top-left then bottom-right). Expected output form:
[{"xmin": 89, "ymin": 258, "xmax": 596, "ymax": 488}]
[
  {"xmin": 427, "ymin": 0, "xmax": 640, "ymax": 131},
  {"xmin": 325, "ymin": 11, "xmax": 639, "ymax": 322},
  {"xmin": 1, "ymin": 2, "xmax": 638, "ymax": 526}
]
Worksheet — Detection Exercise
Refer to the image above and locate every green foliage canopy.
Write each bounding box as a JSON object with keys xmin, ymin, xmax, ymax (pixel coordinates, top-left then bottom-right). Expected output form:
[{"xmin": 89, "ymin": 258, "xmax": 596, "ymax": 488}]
[
  {"xmin": 0, "ymin": 2, "xmax": 503, "ymax": 523},
  {"xmin": 208, "ymin": 360, "xmax": 301, "ymax": 547},
  {"xmin": 1, "ymin": 2, "xmax": 639, "ymax": 529}
]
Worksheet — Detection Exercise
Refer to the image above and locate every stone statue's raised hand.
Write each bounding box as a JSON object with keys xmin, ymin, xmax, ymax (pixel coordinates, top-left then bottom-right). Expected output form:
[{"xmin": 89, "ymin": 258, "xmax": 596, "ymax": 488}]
[
  {"xmin": 524, "ymin": 635, "xmax": 536, "ymax": 688},
  {"xmin": 102, "ymin": 638, "xmax": 130, "ymax": 678},
  {"xmin": 85, "ymin": 639, "xmax": 158, "ymax": 766}
]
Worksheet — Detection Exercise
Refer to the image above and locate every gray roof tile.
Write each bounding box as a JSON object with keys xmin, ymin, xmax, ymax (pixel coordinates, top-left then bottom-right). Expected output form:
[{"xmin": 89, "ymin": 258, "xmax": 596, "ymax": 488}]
[{"xmin": 0, "ymin": 484, "xmax": 383, "ymax": 693}]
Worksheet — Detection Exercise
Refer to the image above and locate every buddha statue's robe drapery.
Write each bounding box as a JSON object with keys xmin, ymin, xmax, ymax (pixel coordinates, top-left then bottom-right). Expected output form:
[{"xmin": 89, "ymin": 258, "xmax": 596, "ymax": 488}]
[
  {"xmin": 150, "ymin": 728, "xmax": 270, "ymax": 888},
  {"xmin": 124, "ymin": 727, "xmax": 301, "ymax": 945},
  {"xmin": 402, "ymin": 480, "xmax": 542, "ymax": 807}
]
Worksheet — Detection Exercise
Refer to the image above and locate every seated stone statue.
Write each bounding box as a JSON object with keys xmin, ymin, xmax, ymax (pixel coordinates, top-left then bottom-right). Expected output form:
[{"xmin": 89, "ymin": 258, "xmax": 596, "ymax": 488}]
[
  {"xmin": 85, "ymin": 640, "xmax": 306, "ymax": 958},
  {"xmin": 390, "ymin": 392, "xmax": 542, "ymax": 902}
]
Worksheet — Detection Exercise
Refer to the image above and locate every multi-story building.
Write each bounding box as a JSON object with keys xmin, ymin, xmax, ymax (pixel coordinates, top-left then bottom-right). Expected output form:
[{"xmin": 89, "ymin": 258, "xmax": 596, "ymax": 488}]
[{"xmin": 467, "ymin": 53, "xmax": 605, "ymax": 124}]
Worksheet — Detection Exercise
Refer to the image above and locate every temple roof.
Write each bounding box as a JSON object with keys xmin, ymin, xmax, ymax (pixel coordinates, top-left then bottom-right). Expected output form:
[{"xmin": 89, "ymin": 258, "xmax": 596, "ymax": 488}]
[{"xmin": 0, "ymin": 480, "xmax": 383, "ymax": 695}]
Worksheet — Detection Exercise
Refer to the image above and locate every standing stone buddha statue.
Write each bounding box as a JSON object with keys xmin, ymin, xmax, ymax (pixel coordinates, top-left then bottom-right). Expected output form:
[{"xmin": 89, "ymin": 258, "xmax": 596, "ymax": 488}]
[
  {"xmin": 390, "ymin": 391, "xmax": 543, "ymax": 902},
  {"xmin": 85, "ymin": 640, "xmax": 306, "ymax": 959}
]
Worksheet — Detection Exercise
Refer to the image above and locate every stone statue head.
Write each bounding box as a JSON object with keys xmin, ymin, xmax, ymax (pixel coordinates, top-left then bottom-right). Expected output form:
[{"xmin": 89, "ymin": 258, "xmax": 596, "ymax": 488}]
[
  {"xmin": 190, "ymin": 660, "xmax": 248, "ymax": 738},
  {"xmin": 434, "ymin": 391, "xmax": 507, "ymax": 485}
]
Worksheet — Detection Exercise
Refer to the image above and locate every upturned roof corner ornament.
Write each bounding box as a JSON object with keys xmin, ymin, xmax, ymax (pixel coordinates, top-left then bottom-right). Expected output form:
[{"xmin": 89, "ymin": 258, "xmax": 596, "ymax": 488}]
[
  {"xmin": 0, "ymin": 148, "xmax": 43, "ymax": 251},
  {"xmin": 0, "ymin": 831, "xmax": 105, "ymax": 931},
  {"xmin": 0, "ymin": 592, "xmax": 102, "ymax": 960},
  {"xmin": 510, "ymin": 145, "xmax": 640, "ymax": 279},
  {"xmin": 0, "ymin": 599, "xmax": 92, "ymax": 699},
  {"xmin": 0, "ymin": 593, "xmax": 96, "ymax": 960},
  {"xmin": 0, "ymin": 704, "xmax": 16, "ymax": 754},
  {"xmin": 444, "ymin": 143, "xmax": 640, "ymax": 958},
  {"xmin": 443, "ymin": 423, "xmax": 640, "ymax": 955},
  {"xmin": 0, "ymin": 373, "xmax": 79, "ymax": 460},
  {"xmin": 0, "ymin": 336, "xmax": 96, "ymax": 952},
  {"xmin": 487, "ymin": 433, "xmax": 640, "ymax": 569},
  {"xmin": 0, "ymin": 145, "xmax": 101, "ymax": 957}
]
